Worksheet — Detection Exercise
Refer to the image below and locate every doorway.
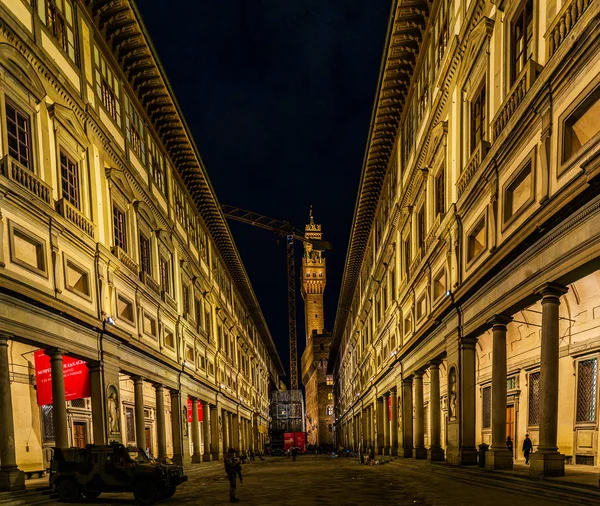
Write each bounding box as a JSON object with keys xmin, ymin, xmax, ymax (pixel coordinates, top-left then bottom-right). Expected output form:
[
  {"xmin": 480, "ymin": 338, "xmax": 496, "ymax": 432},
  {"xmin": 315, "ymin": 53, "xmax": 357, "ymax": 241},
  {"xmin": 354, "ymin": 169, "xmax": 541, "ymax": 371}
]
[
  {"xmin": 73, "ymin": 422, "xmax": 87, "ymax": 448},
  {"xmin": 506, "ymin": 405, "xmax": 515, "ymax": 450},
  {"xmin": 145, "ymin": 426, "xmax": 152, "ymax": 455}
]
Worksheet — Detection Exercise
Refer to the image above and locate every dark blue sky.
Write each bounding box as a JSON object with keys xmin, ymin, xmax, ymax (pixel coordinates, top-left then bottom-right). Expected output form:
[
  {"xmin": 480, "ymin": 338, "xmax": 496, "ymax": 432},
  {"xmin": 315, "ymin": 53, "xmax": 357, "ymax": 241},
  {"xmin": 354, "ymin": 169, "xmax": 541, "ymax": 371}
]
[{"xmin": 137, "ymin": 0, "xmax": 391, "ymax": 383}]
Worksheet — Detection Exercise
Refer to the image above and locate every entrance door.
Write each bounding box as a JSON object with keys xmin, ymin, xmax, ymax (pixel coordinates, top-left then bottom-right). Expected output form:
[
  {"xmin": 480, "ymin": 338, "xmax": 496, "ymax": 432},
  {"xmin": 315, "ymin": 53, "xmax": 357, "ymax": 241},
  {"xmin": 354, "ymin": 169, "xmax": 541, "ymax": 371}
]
[
  {"xmin": 145, "ymin": 426, "xmax": 152, "ymax": 456},
  {"xmin": 506, "ymin": 405, "xmax": 515, "ymax": 450},
  {"xmin": 73, "ymin": 422, "xmax": 87, "ymax": 448}
]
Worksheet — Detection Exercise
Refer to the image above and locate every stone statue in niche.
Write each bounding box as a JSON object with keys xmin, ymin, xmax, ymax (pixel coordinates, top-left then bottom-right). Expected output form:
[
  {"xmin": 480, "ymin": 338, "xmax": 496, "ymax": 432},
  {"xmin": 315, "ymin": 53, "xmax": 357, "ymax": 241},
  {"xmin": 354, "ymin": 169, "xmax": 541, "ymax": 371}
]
[
  {"xmin": 448, "ymin": 367, "xmax": 457, "ymax": 420},
  {"xmin": 107, "ymin": 386, "xmax": 120, "ymax": 434},
  {"xmin": 183, "ymin": 405, "xmax": 189, "ymax": 437}
]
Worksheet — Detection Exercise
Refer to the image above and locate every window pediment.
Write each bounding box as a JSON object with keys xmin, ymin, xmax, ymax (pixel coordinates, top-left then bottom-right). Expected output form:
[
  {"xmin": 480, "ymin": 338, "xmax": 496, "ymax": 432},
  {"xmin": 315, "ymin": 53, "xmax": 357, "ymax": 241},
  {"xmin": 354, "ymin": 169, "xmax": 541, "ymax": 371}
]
[
  {"xmin": 49, "ymin": 103, "xmax": 88, "ymax": 148},
  {"xmin": 0, "ymin": 43, "xmax": 46, "ymax": 102},
  {"xmin": 458, "ymin": 16, "xmax": 495, "ymax": 89}
]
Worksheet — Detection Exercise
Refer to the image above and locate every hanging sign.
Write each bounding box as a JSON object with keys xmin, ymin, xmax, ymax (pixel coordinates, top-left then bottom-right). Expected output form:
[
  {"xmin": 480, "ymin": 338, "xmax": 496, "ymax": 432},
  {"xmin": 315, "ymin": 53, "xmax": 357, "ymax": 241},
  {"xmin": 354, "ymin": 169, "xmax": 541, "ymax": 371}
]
[
  {"xmin": 34, "ymin": 350, "xmax": 90, "ymax": 406},
  {"xmin": 187, "ymin": 398, "xmax": 204, "ymax": 423}
]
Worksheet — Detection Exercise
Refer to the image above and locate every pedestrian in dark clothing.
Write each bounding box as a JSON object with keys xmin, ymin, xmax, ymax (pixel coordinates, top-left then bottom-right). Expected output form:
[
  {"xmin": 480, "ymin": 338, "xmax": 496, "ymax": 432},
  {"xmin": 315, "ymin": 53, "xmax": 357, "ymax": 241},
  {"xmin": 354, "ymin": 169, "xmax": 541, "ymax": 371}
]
[
  {"xmin": 522, "ymin": 434, "xmax": 533, "ymax": 464},
  {"xmin": 224, "ymin": 448, "xmax": 242, "ymax": 503},
  {"xmin": 291, "ymin": 446, "xmax": 298, "ymax": 462},
  {"xmin": 506, "ymin": 436, "xmax": 514, "ymax": 457}
]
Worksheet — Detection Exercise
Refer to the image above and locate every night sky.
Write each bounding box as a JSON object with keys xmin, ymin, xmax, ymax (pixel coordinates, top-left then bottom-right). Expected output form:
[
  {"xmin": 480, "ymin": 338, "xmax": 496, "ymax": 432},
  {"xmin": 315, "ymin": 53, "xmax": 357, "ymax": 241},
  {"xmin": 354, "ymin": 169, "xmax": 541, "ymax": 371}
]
[{"xmin": 137, "ymin": 0, "xmax": 392, "ymax": 383}]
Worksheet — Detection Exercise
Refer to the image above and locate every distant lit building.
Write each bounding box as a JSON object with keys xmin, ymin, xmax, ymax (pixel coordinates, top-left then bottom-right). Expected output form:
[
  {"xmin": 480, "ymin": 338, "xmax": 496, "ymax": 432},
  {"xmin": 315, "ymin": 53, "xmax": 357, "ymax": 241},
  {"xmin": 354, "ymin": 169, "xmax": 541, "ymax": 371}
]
[
  {"xmin": 301, "ymin": 210, "xmax": 334, "ymax": 446},
  {"xmin": 0, "ymin": 0, "xmax": 282, "ymax": 491},
  {"xmin": 330, "ymin": 0, "xmax": 600, "ymax": 478}
]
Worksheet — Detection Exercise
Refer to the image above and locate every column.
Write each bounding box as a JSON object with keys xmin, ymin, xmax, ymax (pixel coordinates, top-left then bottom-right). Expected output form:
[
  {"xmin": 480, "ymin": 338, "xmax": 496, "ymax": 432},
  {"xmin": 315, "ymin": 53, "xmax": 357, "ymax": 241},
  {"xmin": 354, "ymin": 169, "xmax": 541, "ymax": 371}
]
[
  {"xmin": 232, "ymin": 413, "xmax": 239, "ymax": 451},
  {"xmin": 486, "ymin": 316, "xmax": 513, "ymax": 470},
  {"xmin": 191, "ymin": 398, "xmax": 201, "ymax": 463},
  {"xmin": 155, "ymin": 385, "xmax": 167, "ymax": 460},
  {"xmin": 202, "ymin": 402, "xmax": 211, "ymax": 461},
  {"xmin": 133, "ymin": 376, "xmax": 146, "ymax": 451},
  {"xmin": 370, "ymin": 404, "xmax": 376, "ymax": 451},
  {"xmin": 428, "ymin": 361, "xmax": 444, "ymax": 461},
  {"xmin": 88, "ymin": 361, "xmax": 107, "ymax": 445},
  {"xmin": 376, "ymin": 397, "xmax": 384, "ymax": 454},
  {"xmin": 210, "ymin": 404, "xmax": 222, "ymax": 460},
  {"xmin": 170, "ymin": 389, "xmax": 190, "ymax": 467},
  {"xmin": 530, "ymin": 284, "xmax": 568, "ymax": 478},
  {"xmin": 222, "ymin": 410, "xmax": 230, "ymax": 452},
  {"xmin": 401, "ymin": 378, "xmax": 413, "ymax": 457},
  {"xmin": 459, "ymin": 336, "xmax": 478, "ymax": 465},
  {"xmin": 0, "ymin": 337, "xmax": 24, "ymax": 491},
  {"xmin": 390, "ymin": 388, "xmax": 398, "ymax": 455},
  {"xmin": 47, "ymin": 348, "xmax": 69, "ymax": 449},
  {"xmin": 383, "ymin": 393, "xmax": 390, "ymax": 455},
  {"xmin": 414, "ymin": 372, "xmax": 426, "ymax": 459}
]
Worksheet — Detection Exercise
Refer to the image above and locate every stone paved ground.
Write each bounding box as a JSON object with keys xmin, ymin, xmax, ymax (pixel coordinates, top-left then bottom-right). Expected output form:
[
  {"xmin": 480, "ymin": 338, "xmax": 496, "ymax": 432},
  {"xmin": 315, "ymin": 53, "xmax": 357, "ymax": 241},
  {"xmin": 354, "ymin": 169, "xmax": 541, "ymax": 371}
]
[{"xmin": 4, "ymin": 455, "xmax": 577, "ymax": 505}]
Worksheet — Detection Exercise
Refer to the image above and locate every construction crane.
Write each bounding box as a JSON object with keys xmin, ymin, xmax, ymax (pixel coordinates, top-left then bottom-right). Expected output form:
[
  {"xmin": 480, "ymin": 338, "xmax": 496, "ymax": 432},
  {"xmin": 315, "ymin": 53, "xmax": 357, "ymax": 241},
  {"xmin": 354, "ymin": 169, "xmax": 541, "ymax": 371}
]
[{"xmin": 221, "ymin": 205, "xmax": 330, "ymax": 391}]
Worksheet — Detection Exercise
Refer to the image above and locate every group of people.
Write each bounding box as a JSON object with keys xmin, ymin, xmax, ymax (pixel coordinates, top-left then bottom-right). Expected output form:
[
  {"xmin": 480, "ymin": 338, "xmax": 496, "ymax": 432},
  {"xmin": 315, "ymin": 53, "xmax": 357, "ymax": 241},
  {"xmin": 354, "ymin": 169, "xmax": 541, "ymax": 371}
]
[{"xmin": 505, "ymin": 434, "xmax": 534, "ymax": 464}]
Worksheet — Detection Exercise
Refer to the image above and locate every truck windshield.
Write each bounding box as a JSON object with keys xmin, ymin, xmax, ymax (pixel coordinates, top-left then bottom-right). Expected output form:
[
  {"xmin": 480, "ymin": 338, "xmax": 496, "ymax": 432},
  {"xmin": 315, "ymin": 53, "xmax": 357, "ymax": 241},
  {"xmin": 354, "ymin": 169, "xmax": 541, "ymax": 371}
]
[{"xmin": 127, "ymin": 447, "xmax": 150, "ymax": 462}]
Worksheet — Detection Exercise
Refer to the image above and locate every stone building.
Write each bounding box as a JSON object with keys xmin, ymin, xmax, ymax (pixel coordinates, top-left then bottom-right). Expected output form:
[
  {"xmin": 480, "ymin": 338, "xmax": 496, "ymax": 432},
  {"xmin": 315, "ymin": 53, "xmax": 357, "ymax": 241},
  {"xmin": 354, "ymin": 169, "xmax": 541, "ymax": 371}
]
[
  {"xmin": 329, "ymin": 0, "xmax": 600, "ymax": 478},
  {"xmin": 0, "ymin": 0, "xmax": 283, "ymax": 491},
  {"xmin": 301, "ymin": 210, "xmax": 334, "ymax": 446}
]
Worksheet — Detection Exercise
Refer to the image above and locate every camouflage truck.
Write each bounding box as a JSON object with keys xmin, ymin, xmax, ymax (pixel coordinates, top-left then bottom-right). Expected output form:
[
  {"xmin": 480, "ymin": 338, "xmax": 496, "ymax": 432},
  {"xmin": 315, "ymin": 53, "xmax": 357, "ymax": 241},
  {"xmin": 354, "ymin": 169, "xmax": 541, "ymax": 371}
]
[{"xmin": 49, "ymin": 443, "xmax": 187, "ymax": 505}]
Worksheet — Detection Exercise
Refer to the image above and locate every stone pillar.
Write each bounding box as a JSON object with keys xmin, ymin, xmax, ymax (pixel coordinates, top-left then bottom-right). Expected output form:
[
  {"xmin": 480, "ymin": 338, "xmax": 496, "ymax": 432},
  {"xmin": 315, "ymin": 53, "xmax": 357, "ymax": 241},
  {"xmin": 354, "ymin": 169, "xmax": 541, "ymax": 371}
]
[
  {"xmin": 88, "ymin": 361, "xmax": 107, "ymax": 445},
  {"xmin": 222, "ymin": 410, "xmax": 230, "ymax": 452},
  {"xmin": 46, "ymin": 348, "xmax": 69, "ymax": 449},
  {"xmin": 390, "ymin": 388, "xmax": 398, "ymax": 455},
  {"xmin": 487, "ymin": 316, "xmax": 513, "ymax": 470},
  {"xmin": 383, "ymin": 393, "xmax": 390, "ymax": 455},
  {"xmin": 459, "ymin": 336, "xmax": 478, "ymax": 465},
  {"xmin": 202, "ymin": 402, "xmax": 211, "ymax": 461},
  {"xmin": 428, "ymin": 361, "xmax": 444, "ymax": 461},
  {"xmin": 133, "ymin": 376, "xmax": 146, "ymax": 451},
  {"xmin": 414, "ymin": 372, "xmax": 426, "ymax": 459},
  {"xmin": 155, "ymin": 384, "xmax": 167, "ymax": 460},
  {"xmin": 530, "ymin": 284, "xmax": 568, "ymax": 478},
  {"xmin": 191, "ymin": 398, "xmax": 201, "ymax": 463},
  {"xmin": 401, "ymin": 378, "xmax": 413, "ymax": 458},
  {"xmin": 232, "ymin": 413, "xmax": 240, "ymax": 452},
  {"xmin": 0, "ymin": 337, "xmax": 24, "ymax": 491},
  {"xmin": 376, "ymin": 397, "xmax": 384, "ymax": 454},
  {"xmin": 210, "ymin": 404, "xmax": 222, "ymax": 460},
  {"xmin": 170, "ymin": 389, "xmax": 190, "ymax": 467},
  {"xmin": 370, "ymin": 404, "xmax": 376, "ymax": 451}
]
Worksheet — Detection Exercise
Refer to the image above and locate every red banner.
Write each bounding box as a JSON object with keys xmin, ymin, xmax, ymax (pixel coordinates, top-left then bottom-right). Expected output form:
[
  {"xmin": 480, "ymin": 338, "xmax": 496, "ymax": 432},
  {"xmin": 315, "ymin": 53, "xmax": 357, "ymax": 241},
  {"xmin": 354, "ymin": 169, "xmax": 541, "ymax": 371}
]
[
  {"xmin": 187, "ymin": 398, "xmax": 204, "ymax": 423},
  {"xmin": 294, "ymin": 432, "xmax": 306, "ymax": 452},
  {"xmin": 283, "ymin": 432, "xmax": 294, "ymax": 451},
  {"xmin": 34, "ymin": 350, "xmax": 90, "ymax": 406}
]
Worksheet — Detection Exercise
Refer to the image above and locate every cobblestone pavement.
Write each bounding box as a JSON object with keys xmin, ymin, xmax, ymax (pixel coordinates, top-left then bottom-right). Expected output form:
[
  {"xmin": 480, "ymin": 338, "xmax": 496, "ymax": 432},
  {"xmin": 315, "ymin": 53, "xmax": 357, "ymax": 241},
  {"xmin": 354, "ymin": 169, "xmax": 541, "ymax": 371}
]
[{"xmin": 6, "ymin": 455, "xmax": 577, "ymax": 505}]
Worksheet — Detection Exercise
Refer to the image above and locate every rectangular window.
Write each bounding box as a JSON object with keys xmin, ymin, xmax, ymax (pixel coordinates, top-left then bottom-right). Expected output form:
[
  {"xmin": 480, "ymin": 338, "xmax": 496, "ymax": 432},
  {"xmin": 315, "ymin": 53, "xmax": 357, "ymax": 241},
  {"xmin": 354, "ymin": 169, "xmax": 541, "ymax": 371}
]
[
  {"xmin": 436, "ymin": 0, "xmax": 449, "ymax": 66},
  {"xmin": 139, "ymin": 233, "xmax": 151, "ymax": 276},
  {"xmin": 404, "ymin": 236, "xmax": 411, "ymax": 274},
  {"xmin": 10, "ymin": 223, "xmax": 47, "ymax": 276},
  {"xmin": 164, "ymin": 330, "xmax": 174, "ymax": 349},
  {"xmin": 147, "ymin": 135, "xmax": 165, "ymax": 193},
  {"xmin": 65, "ymin": 259, "xmax": 90, "ymax": 297},
  {"xmin": 435, "ymin": 169, "xmax": 445, "ymax": 216},
  {"xmin": 6, "ymin": 100, "xmax": 33, "ymax": 171},
  {"xmin": 470, "ymin": 82, "xmax": 486, "ymax": 154},
  {"xmin": 143, "ymin": 312, "xmax": 157, "ymax": 338},
  {"xmin": 124, "ymin": 95, "xmax": 145, "ymax": 162},
  {"xmin": 205, "ymin": 309, "xmax": 212, "ymax": 340},
  {"xmin": 504, "ymin": 160, "xmax": 533, "ymax": 223},
  {"xmin": 60, "ymin": 150, "xmax": 80, "ymax": 209},
  {"xmin": 117, "ymin": 294, "xmax": 134, "ymax": 324},
  {"xmin": 562, "ymin": 84, "xmax": 600, "ymax": 164},
  {"xmin": 326, "ymin": 375, "xmax": 334, "ymax": 386},
  {"xmin": 417, "ymin": 206, "xmax": 425, "ymax": 250},
  {"xmin": 113, "ymin": 204, "xmax": 127, "ymax": 252},
  {"xmin": 482, "ymin": 386, "xmax": 491, "ymax": 429},
  {"xmin": 402, "ymin": 106, "xmax": 414, "ymax": 168},
  {"xmin": 173, "ymin": 183, "xmax": 185, "ymax": 224},
  {"xmin": 510, "ymin": 0, "xmax": 533, "ymax": 85},
  {"xmin": 93, "ymin": 46, "xmax": 121, "ymax": 125},
  {"xmin": 160, "ymin": 256, "xmax": 171, "ymax": 295},
  {"xmin": 182, "ymin": 285, "xmax": 190, "ymax": 315},
  {"xmin": 528, "ymin": 371, "xmax": 540, "ymax": 425},
  {"xmin": 576, "ymin": 358, "xmax": 598, "ymax": 423},
  {"xmin": 42, "ymin": 405, "xmax": 55, "ymax": 442},
  {"xmin": 194, "ymin": 297, "xmax": 202, "ymax": 331},
  {"xmin": 125, "ymin": 406, "xmax": 135, "ymax": 443},
  {"xmin": 45, "ymin": 0, "xmax": 77, "ymax": 62},
  {"xmin": 467, "ymin": 216, "xmax": 486, "ymax": 263},
  {"xmin": 433, "ymin": 269, "xmax": 446, "ymax": 300}
]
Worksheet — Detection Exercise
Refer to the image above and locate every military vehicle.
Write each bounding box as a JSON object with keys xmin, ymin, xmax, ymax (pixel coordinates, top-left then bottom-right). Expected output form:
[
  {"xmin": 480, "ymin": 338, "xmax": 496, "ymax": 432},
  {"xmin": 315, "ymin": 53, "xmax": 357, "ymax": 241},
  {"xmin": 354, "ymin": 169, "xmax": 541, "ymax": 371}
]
[{"xmin": 49, "ymin": 443, "xmax": 187, "ymax": 504}]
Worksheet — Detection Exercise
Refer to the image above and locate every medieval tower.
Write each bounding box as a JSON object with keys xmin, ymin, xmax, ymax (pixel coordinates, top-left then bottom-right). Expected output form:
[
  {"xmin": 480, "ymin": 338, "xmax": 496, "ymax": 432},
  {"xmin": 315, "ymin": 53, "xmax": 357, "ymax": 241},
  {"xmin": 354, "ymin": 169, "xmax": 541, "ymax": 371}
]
[{"xmin": 300, "ymin": 208, "xmax": 334, "ymax": 446}]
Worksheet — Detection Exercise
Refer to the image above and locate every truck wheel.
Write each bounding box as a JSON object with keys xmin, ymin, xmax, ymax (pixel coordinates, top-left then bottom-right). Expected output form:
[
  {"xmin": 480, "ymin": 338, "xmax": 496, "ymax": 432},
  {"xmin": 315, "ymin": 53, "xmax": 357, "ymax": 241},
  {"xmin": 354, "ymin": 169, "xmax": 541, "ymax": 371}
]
[
  {"xmin": 133, "ymin": 481, "xmax": 158, "ymax": 505},
  {"xmin": 160, "ymin": 486, "xmax": 177, "ymax": 500},
  {"xmin": 57, "ymin": 479, "xmax": 80, "ymax": 502}
]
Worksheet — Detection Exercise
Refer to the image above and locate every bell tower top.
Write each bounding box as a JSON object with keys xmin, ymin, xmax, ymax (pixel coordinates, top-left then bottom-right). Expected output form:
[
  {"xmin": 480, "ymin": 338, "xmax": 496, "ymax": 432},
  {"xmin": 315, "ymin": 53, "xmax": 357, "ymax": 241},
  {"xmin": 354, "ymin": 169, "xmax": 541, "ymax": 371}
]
[{"xmin": 301, "ymin": 206, "xmax": 326, "ymax": 344}]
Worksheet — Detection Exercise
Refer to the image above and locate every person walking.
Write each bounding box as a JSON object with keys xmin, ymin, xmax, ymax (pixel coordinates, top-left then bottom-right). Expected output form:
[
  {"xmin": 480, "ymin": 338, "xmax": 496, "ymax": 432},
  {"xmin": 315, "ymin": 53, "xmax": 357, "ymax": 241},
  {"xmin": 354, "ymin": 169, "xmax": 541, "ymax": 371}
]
[
  {"xmin": 522, "ymin": 434, "xmax": 533, "ymax": 465},
  {"xmin": 224, "ymin": 448, "xmax": 242, "ymax": 503},
  {"xmin": 291, "ymin": 446, "xmax": 298, "ymax": 462}
]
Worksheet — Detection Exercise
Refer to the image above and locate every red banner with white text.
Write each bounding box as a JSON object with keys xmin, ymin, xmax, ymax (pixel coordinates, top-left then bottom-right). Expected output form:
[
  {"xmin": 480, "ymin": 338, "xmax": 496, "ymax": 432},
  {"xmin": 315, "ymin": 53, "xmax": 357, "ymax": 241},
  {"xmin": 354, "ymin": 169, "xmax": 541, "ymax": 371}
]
[
  {"xmin": 34, "ymin": 350, "xmax": 90, "ymax": 406},
  {"xmin": 187, "ymin": 398, "xmax": 204, "ymax": 423}
]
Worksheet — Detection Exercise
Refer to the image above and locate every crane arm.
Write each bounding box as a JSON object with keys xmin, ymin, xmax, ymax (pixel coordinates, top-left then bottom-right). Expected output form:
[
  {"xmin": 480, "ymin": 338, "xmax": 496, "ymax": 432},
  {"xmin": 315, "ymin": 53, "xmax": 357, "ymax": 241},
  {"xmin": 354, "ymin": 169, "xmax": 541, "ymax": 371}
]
[{"xmin": 221, "ymin": 205, "xmax": 306, "ymax": 242}]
